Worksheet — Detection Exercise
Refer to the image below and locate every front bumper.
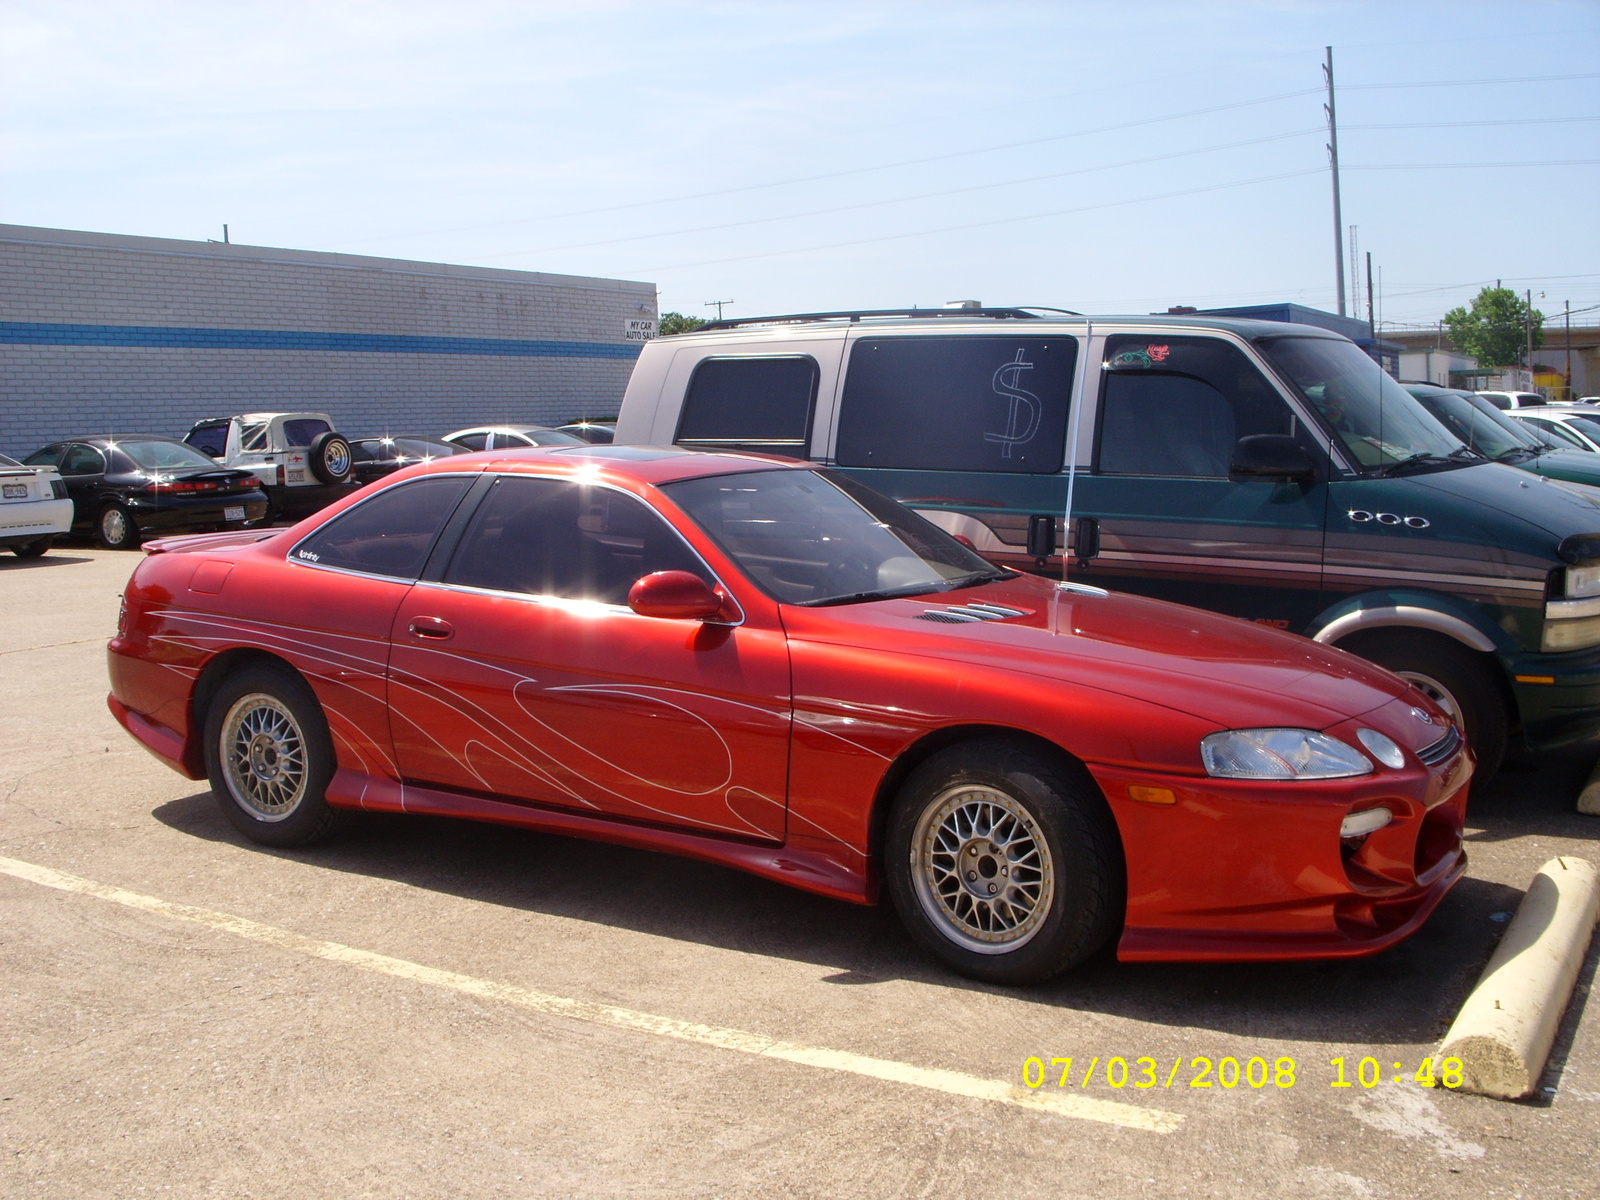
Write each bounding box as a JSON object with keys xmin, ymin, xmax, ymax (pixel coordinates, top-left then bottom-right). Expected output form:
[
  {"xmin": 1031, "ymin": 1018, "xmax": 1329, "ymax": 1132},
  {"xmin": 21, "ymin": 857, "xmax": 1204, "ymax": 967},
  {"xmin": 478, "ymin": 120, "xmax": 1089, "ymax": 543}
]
[
  {"xmin": 1502, "ymin": 640, "xmax": 1600, "ymax": 751},
  {"xmin": 1089, "ymin": 732, "xmax": 1472, "ymax": 962}
]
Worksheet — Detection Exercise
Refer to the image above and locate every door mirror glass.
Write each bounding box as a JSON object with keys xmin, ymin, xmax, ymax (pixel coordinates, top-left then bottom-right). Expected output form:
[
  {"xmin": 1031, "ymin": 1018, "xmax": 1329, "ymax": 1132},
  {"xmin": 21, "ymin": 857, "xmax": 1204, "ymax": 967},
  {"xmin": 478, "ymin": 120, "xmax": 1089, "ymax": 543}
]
[
  {"xmin": 1229, "ymin": 434, "xmax": 1317, "ymax": 482},
  {"xmin": 628, "ymin": 570, "xmax": 726, "ymax": 620}
]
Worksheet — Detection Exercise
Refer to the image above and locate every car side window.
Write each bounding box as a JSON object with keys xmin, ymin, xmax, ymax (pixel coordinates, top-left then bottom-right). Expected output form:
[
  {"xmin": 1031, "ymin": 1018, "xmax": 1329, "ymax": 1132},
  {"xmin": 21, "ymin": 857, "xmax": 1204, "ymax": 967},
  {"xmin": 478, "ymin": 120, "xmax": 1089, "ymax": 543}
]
[
  {"xmin": 443, "ymin": 476, "xmax": 711, "ymax": 604},
  {"xmin": 24, "ymin": 443, "xmax": 68, "ymax": 468},
  {"xmin": 58, "ymin": 444, "xmax": 107, "ymax": 476},
  {"xmin": 290, "ymin": 476, "xmax": 474, "ymax": 580},
  {"xmin": 497, "ymin": 432, "xmax": 536, "ymax": 448},
  {"xmin": 453, "ymin": 433, "xmax": 490, "ymax": 451},
  {"xmin": 1097, "ymin": 336, "xmax": 1301, "ymax": 478},
  {"xmin": 676, "ymin": 356, "xmax": 819, "ymax": 455},
  {"xmin": 835, "ymin": 337, "xmax": 1076, "ymax": 473},
  {"xmin": 185, "ymin": 423, "xmax": 230, "ymax": 457},
  {"xmin": 282, "ymin": 419, "xmax": 331, "ymax": 447}
]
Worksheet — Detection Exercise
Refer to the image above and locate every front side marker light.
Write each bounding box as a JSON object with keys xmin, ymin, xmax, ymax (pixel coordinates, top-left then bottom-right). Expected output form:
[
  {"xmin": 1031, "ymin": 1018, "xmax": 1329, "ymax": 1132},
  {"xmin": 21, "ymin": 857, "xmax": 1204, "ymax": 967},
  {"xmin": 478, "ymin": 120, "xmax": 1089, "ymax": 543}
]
[
  {"xmin": 1200, "ymin": 728, "xmax": 1373, "ymax": 780},
  {"xmin": 1356, "ymin": 728, "xmax": 1405, "ymax": 768},
  {"xmin": 1127, "ymin": 785, "xmax": 1177, "ymax": 805},
  {"xmin": 1340, "ymin": 806, "xmax": 1393, "ymax": 839}
]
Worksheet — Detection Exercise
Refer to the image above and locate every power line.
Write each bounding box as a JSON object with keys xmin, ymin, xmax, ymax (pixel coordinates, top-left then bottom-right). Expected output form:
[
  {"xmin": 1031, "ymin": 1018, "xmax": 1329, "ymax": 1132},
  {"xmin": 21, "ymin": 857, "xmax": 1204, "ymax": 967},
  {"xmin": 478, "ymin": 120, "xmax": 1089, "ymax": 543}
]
[
  {"xmin": 317, "ymin": 86, "xmax": 1323, "ymax": 250},
  {"xmin": 622, "ymin": 168, "xmax": 1327, "ymax": 276},
  {"xmin": 1341, "ymin": 72, "xmax": 1599, "ymax": 89},
  {"xmin": 468, "ymin": 127, "xmax": 1324, "ymax": 262},
  {"xmin": 1346, "ymin": 159, "xmax": 1600, "ymax": 169},
  {"xmin": 1344, "ymin": 116, "xmax": 1600, "ymax": 129}
]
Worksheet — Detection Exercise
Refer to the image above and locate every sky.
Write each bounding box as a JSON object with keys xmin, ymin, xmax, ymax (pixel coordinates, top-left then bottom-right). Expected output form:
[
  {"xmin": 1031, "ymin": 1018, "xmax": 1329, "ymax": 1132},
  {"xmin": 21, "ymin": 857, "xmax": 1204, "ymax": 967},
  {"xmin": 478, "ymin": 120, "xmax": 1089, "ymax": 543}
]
[{"xmin": 2, "ymin": 0, "xmax": 1596, "ymax": 332}]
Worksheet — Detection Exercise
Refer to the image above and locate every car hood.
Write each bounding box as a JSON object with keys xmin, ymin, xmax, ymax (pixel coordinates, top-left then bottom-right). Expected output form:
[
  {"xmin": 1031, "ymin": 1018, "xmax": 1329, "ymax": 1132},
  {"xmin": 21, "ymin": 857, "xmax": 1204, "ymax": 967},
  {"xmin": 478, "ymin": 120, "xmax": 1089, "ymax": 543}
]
[
  {"xmin": 780, "ymin": 574, "xmax": 1429, "ymax": 733},
  {"xmin": 1399, "ymin": 460, "xmax": 1600, "ymax": 541},
  {"xmin": 1525, "ymin": 450, "xmax": 1600, "ymax": 488}
]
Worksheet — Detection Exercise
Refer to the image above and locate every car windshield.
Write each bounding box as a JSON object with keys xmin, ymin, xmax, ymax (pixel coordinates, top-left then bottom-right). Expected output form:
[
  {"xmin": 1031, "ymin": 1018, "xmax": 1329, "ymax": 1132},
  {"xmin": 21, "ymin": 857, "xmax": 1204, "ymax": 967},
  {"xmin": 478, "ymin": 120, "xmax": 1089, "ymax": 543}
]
[
  {"xmin": 662, "ymin": 468, "xmax": 1009, "ymax": 606},
  {"xmin": 1414, "ymin": 392, "xmax": 1535, "ymax": 459},
  {"xmin": 113, "ymin": 439, "xmax": 222, "ymax": 472},
  {"xmin": 525, "ymin": 429, "xmax": 586, "ymax": 446},
  {"xmin": 1561, "ymin": 414, "xmax": 1600, "ymax": 444},
  {"xmin": 1260, "ymin": 338, "xmax": 1468, "ymax": 473}
]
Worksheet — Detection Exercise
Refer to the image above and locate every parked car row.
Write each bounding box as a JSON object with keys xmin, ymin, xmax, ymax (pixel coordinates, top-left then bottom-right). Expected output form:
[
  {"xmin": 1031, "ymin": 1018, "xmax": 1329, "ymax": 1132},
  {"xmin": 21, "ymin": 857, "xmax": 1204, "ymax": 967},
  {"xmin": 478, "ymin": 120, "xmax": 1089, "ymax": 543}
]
[{"xmin": 7, "ymin": 412, "xmax": 615, "ymax": 552}]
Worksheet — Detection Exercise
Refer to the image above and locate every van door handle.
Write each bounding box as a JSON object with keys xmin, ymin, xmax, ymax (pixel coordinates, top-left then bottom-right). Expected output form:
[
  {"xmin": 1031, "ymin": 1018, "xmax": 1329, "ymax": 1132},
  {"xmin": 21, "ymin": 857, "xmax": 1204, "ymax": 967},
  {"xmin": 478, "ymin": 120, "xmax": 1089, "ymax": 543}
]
[{"xmin": 408, "ymin": 616, "xmax": 454, "ymax": 640}]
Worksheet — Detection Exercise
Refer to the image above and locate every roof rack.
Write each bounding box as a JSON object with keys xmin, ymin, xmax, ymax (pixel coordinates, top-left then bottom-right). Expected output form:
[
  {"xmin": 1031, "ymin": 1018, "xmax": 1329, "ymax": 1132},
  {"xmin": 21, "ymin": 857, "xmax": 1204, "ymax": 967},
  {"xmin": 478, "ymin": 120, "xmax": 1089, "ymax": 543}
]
[{"xmin": 695, "ymin": 306, "xmax": 1082, "ymax": 332}]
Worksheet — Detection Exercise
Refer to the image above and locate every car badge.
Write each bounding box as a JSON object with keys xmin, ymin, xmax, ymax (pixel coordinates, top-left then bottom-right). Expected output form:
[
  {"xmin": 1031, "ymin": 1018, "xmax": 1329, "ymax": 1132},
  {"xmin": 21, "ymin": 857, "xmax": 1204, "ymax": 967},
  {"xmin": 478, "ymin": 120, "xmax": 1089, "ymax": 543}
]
[{"xmin": 1410, "ymin": 707, "xmax": 1435, "ymax": 725}]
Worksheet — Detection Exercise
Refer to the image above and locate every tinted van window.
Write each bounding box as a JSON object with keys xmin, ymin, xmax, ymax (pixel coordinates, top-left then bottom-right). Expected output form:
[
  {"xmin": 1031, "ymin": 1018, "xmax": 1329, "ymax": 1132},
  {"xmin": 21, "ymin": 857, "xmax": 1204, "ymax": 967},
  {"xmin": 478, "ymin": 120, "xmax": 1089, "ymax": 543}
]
[
  {"xmin": 445, "ymin": 477, "xmax": 710, "ymax": 603},
  {"xmin": 291, "ymin": 475, "xmax": 473, "ymax": 579},
  {"xmin": 676, "ymin": 357, "xmax": 819, "ymax": 454},
  {"xmin": 1098, "ymin": 335, "xmax": 1301, "ymax": 477},
  {"xmin": 835, "ymin": 336, "xmax": 1076, "ymax": 473}
]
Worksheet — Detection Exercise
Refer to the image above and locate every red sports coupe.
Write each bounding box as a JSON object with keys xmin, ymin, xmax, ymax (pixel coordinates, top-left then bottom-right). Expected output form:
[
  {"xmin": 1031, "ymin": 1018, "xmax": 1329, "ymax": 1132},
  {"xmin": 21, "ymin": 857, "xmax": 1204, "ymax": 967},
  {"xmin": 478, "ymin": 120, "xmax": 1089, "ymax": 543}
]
[{"xmin": 108, "ymin": 446, "xmax": 1471, "ymax": 983}]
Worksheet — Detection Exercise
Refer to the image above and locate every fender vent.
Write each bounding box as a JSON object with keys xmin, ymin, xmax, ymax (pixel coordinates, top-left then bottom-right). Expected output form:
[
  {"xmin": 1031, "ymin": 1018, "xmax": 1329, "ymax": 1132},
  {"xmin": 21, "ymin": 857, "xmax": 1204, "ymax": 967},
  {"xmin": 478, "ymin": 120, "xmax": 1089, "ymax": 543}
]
[
  {"xmin": 915, "ymin": 603, "xmax": 1030, "ymax": 624},
  {"xmin": 1416, "ymin": 724, "xmax": 1461, "ymax": 767}
]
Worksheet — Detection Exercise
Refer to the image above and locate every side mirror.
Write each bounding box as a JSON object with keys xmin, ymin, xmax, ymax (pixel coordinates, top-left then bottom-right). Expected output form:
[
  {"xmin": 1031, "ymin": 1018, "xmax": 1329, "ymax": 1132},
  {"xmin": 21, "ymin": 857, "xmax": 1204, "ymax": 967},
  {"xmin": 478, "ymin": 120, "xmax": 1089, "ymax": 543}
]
[
  {"xmin": 627, "ymin": 570, "xmax": 734, "ymax": 621},
  {"xmin": 1230, "ymin": 435, "xmax": 1318, "ymax": 483}
]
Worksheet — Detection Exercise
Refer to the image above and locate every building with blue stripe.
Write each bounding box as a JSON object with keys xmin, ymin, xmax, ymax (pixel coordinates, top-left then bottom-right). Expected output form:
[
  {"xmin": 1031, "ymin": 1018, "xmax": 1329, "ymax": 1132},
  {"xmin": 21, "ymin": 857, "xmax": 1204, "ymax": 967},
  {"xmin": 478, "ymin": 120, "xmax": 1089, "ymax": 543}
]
[{"xmin": 0, "ymin": 225, "xmax": 657, "ymax": 455}]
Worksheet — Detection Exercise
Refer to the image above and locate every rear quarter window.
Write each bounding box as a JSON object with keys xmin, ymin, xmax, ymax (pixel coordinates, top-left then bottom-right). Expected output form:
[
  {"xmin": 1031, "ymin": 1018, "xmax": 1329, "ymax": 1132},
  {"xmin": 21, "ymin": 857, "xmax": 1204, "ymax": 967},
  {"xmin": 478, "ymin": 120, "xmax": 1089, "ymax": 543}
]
[
  {"xmin": 281, "ymin": 418, "xmax": 332, "ymax": 447},
  {"xmin": 835, "ymin": 336, "xmax": 1076, "ymax": 473}
]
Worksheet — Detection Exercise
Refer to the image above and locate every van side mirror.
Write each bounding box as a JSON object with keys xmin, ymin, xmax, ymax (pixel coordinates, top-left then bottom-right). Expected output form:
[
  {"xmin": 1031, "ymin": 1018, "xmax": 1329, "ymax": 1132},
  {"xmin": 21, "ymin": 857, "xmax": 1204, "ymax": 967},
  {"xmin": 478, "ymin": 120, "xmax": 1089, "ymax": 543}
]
[
  {"xmin": 1230, "ymin": 435, "xmax": 1317, "ymax": 483},
  {"xmin": 628, "ymin": 570, "xmax": 736, "ymax": 622}
]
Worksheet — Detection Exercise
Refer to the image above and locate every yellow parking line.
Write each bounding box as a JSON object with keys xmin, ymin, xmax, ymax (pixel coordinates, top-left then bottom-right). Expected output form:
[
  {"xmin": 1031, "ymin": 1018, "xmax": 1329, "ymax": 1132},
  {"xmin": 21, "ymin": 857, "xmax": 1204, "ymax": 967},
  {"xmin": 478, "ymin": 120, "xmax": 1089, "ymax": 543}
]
[{"xmin": 0, "ymin": 854, "xmax": 1182, "ymax": 1133}]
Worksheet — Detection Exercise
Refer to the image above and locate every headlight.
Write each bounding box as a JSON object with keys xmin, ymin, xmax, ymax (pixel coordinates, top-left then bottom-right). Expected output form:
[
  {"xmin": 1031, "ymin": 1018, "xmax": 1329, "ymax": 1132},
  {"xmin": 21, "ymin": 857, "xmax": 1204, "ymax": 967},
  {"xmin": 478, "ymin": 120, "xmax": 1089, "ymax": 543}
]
[
  {"xmin": 1542, "ymin": 614, "xmax": 1600, "ymax": 653},
  {"xmin": 1200, "ymin": 729, "xmax": 1373, "ymax": 780},
  {"xmin": 1567, "ymin": 563, "xmax": 1600, "ymax": 598}
]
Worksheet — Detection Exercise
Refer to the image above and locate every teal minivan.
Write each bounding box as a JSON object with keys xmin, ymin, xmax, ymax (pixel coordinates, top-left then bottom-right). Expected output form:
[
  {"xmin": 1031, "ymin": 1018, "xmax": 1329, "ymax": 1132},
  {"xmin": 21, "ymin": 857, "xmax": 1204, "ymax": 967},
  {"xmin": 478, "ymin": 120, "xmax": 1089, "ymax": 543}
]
[{"xmin": 615, "ymin": 309, "xmax": 1600, "ymax": 777}]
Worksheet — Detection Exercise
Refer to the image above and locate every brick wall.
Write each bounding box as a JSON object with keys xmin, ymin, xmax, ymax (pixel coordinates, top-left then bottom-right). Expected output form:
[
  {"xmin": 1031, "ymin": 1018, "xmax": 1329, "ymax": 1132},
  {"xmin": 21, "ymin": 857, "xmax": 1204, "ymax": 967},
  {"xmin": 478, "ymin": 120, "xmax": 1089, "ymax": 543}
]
[{"xmin": 0, "ymin": 225, "xmax": 656, "ymax": 454}]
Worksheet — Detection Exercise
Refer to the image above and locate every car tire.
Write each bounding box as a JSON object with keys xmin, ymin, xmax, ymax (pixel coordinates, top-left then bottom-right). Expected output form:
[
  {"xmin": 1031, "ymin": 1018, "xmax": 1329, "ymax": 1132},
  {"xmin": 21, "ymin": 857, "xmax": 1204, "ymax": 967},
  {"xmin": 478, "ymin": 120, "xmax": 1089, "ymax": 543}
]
[
  {"xmin": 1337, "ymin": 628, "xmax": 1509, "ymax": 780},
  {"xmin": 308, "ymin": 432, "xmax": 354, "ymax": 485},
  {"xmin": 11, "ymin": 535, "xmax": 54, "ymax": 558},
  {"xmin": 203, "ymin": 663, "xmax": 350, "ymax": 847},
  {"xmin": 97, "ymin": 503, "xmax": 139, "ymax": 550},
  {"xmin": 885, "ymin": 740, "xmax": 1122, "ymax": 985}
]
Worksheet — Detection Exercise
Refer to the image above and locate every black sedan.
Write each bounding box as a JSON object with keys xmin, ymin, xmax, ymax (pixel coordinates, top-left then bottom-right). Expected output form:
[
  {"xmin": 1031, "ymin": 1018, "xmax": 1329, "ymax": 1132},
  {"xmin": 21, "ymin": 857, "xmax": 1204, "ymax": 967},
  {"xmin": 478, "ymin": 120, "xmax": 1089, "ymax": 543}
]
[
  {"xmin": 348, "ymin": 435, "xmax": 471, "ymax": 485},
  {"xmin": 23, "ymin": 435, "xmax": 268, "ymax": 549}
]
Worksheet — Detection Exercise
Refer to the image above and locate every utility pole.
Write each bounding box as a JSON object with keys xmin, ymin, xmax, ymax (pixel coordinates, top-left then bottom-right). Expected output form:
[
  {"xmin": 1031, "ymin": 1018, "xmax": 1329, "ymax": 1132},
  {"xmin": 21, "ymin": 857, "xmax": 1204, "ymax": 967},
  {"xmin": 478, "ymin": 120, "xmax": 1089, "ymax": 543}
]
[
  {"xmin": 1365, "ymin": 251, "xmax": 1375, "ymax": 336},
  {"xmin": 705, "ymin": 299, "xmax": 734, "ymax": 320},
  {"xmin": 1566, "ymin": 300, "xmax": 1573, "ymax": 401},
  {"xmin": 1526, "ymin": 289, "xmax": 1534, "ymax": 384},
  {"xmin": 1324, "ymin": 46, "xmax": 1346, "ymax": 317},
  {"xmin": 223, "ymin": 224, "xmax": 229, "ymax": 244}
]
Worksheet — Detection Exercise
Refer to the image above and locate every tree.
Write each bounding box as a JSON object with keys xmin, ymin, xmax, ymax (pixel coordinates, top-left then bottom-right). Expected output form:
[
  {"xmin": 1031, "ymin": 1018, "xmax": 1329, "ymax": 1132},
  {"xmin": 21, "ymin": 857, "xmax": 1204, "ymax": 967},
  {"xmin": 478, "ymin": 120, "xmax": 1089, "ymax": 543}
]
[
  {"xmin": 1443, "ymin": 286, "xmax": 1543, "ymax": 367},
  {"xmin": 658, "ymin": 311, "xmax": 707, "ymax": 336}
]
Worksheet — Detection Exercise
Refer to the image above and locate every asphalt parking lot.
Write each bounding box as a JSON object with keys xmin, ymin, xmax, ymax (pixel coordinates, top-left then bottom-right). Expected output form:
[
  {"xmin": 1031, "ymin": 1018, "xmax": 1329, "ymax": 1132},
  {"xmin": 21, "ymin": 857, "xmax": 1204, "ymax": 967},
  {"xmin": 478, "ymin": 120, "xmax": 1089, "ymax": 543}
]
[{"xmin": 2, "ymin": 547, "xmax": 1597, "ymax": 1199}]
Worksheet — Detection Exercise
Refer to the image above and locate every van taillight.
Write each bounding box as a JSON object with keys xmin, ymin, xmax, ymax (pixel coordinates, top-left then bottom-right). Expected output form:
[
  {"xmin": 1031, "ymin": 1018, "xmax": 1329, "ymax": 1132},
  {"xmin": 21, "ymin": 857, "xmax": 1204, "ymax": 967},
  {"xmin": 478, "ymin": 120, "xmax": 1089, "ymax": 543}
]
[{"xmin": 277, "ymin": 463, "xmax": 286, "ymax": 487}]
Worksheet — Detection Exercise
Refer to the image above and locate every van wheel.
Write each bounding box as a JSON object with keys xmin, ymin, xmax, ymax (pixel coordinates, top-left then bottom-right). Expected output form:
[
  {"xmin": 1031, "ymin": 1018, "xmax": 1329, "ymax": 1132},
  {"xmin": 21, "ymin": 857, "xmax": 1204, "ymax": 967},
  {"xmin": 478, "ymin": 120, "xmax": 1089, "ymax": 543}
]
[
  {"xmin": 885, "ymin": 740, "xmax": 1122, "ymax": 985},
  {"xmin": 97, "ymin": 504, "xmax": 139, "ymax": 549},
  {"xmin": 12, "ymin": 535, "xmax": 54, "ymax": 558},
  {"xmin": 1337, "ymin": 629, "xmax": 1508, "ymax": 780},
  {"xmin": 203, "ymin": 663, "xmax": 349, "ymax": 847}
]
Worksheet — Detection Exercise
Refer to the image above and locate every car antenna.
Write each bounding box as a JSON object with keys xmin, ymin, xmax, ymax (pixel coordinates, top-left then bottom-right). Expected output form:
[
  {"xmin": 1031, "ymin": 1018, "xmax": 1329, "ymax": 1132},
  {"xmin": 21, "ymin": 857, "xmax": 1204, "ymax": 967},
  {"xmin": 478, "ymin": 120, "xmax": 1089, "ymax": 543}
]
[{"xmin": 1061, "ymin": 318, "xmax": 1091, "ymax": 583}]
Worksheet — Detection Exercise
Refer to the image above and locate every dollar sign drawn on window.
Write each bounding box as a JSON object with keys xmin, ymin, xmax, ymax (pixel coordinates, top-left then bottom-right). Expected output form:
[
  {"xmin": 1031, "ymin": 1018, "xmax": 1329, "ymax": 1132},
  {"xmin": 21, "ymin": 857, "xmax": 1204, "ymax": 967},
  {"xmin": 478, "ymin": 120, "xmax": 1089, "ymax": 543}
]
[{"xmin": 985, "ymin": 349, "xmax": 1040, "ymax": 458}]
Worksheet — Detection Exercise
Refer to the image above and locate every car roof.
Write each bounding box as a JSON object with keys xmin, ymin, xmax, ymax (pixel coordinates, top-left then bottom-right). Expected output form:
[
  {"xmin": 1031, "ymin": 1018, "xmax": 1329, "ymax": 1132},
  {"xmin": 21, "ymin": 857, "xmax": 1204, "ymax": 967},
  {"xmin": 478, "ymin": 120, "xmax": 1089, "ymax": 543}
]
[
  {"xmin": 447, "ymin": 424, "xmax": 562, "ymax": 435},
  {"xmin": 665, "ymin": 313, "xmax": 1349, "ymax": 344},
  {"xmin": 418, "ymin": 443, "xmax": 807, "ymax": 487},
  {"xmin": 52, "ymin": 434, "xmax": 191, "ymax": 445}
]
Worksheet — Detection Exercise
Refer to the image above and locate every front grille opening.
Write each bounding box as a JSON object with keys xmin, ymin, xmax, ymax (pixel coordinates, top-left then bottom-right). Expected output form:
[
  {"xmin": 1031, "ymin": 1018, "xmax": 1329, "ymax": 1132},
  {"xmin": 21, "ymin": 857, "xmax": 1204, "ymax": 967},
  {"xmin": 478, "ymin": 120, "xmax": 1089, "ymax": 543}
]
[
  {"xmin": 1414, "ymin": 805, "xmax": 1463, "ymax": 876},
  {"xmin": 1416, "ymin": 724, "xmax": 1461, "ymax": 767}
]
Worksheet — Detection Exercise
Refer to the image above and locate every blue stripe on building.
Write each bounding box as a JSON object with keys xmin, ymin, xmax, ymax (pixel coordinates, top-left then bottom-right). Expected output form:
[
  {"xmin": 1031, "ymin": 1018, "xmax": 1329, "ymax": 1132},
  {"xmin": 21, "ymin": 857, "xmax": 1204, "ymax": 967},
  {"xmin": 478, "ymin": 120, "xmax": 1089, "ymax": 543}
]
[{"xmin": 0, "ymin": 321, "xmax": 642, "ymax": 360}]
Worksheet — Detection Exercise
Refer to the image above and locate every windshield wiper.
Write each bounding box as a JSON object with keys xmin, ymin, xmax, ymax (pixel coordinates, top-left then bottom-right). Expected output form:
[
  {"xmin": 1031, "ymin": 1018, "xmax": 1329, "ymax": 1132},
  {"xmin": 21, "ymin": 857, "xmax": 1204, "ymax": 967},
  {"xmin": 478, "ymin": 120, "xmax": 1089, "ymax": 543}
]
[
  {"xmin": 1493, "ymin": 446, "xmax": 1539, "ymax": 464},
  {"xmin": 800, "ymin": 567, "xmax": 1011, "ymax": 608},
  {"xmin": 1372, "ymin": 446, "xmax": 1483, "ymax": 477}
]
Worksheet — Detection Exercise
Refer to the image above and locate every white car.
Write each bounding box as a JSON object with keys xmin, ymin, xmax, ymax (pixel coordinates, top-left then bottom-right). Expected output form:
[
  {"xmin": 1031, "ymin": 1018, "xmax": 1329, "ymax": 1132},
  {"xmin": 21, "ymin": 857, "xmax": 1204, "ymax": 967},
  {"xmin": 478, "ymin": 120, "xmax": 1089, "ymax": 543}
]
[
  {"xmin": 1506, "ymin": 406, "xmax": 1600, "ymax": 453},
  {"xmin": 1475, "ymin": 390, "xmax": 1548, "ymax": 410},
  {"xmin": 0, "ymin": 452, "xmax": 73, "ymax": 558},
  {"xmin": 183, "ymin": 412, "xmax": 357, "ymax": 520},
  {"xmin": 441, "ymin": 424, "xmax": 587, "ymax": 451}
]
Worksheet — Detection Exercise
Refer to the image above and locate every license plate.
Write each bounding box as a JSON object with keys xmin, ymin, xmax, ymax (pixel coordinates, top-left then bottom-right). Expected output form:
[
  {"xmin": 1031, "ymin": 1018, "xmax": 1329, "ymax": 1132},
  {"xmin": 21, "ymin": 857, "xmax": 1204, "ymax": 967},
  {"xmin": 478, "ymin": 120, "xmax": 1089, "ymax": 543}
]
[
  {"xmin": 2, "ymin": 484, "xmax": 26, "ymax": 499},
  {"xmin": 287, "ymin": 470, "xmax": 305, "ymax": 483},
  {"xmin": 224, "ymin": 506, "xmax": 246, "ymax": 521}
]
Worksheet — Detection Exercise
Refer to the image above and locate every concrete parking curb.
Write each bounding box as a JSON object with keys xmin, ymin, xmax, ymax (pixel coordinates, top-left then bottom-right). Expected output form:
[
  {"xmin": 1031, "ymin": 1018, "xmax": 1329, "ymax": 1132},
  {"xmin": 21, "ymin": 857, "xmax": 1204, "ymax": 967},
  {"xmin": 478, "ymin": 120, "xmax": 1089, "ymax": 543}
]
[{"xmin": 1438, "ymin": 856, "xmax": 1600, "ymax": 1100}]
